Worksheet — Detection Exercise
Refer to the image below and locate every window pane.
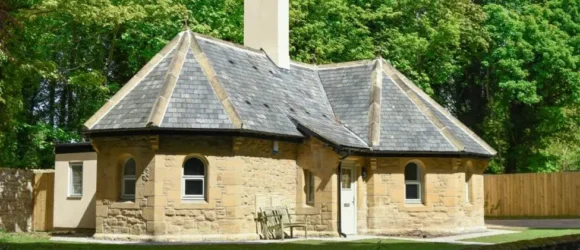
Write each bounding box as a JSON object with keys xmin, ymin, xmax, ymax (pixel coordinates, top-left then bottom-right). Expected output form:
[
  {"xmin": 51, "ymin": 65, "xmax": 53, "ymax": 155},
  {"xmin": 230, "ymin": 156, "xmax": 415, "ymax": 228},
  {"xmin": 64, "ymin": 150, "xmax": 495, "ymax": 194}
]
[
  {"xmin": 307, "ymin": 171, "xmax": 315, "ymax": 203},
  {"xmin": 466, "ymin": 182, "xmax": 470, "ymax": 203},
  {"xmin": 185, "ymin": 180, "xmax": 203, "ymax": 195},
  {"xmin": 406, "ymin": 184, "xmax": 419, "ymax": 199},
  {"xmin": 341, "ymin": 168, "xmax": 352, "ymax": 189},
  {"xmin": 184, "ymin": 158, "xmax": 205, "ymax": 176},
  {"xmin": 405, "ymin": 163, "xmax": 419, "ymax": 181},
  {"xmin": 124, "ymin": 158, "xmax": 136, "ymax": 176},
  {"xmin": 124, "ymin": 179, "xmax": 136, "ymax": 196},
  {"xmin": 71, "ymin": 164, "xmax": 83, "ymax": 195}
]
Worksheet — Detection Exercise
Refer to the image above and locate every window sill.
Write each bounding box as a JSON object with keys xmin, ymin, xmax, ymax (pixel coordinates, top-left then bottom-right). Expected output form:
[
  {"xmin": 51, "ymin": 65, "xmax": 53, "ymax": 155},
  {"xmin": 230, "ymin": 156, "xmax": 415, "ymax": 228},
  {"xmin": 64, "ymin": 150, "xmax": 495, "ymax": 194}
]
[
  {"xmin": 405, "ymin": 199, "xmax": 422, "ymax": 204},
  {"xmin": 67, "ymin": 196, "xmax": 82, "ymax": 200},
  {"xmin": 400, "ymin": 203, "xmax": 432, "ymax": 212},
  {"xmin": 181, "ymin": 199, "xmax": 207, "ymax": 204},
  {"xmin": 175, "ymin": 199, "xmax": 214, "ymax": 209},
  {"xmin": 111, "ymin": 201, "xmax": 139, "ymax": 209}
]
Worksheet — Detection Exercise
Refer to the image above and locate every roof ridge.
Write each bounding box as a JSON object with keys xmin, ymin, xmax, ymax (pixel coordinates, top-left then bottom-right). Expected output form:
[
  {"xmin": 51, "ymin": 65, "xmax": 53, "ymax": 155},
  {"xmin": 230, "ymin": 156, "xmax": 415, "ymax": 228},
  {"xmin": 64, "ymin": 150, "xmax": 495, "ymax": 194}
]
[
  {"xmin": 383, "ymin": 60, "xmax": 496, "ymax": 155},
  {"xmin": 368, "ymin": 58, "xmax": 383, "ymax": 148},
  {"xmin": 317, "ymin": 59, "xmax": 375, "ymax": 70},
  {"xmin": 147, "ymin": 31, "xmax": 191, "ymax": 127},
  {"xmin": 83, "ymin": 32, "xmax": 183, "ymax": 130},
  {"xmin": 191, "ymin": 31, "xmax": 265, "ymax": 55}
]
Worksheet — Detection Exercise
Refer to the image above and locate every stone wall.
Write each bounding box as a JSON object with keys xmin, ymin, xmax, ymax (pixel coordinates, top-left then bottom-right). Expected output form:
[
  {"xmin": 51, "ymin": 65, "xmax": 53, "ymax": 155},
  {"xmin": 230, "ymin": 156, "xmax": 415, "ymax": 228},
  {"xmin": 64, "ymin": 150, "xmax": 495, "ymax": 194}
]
[
  {"xmin": 91, "ymin": 135, "xmax": 489, "ymax": 240},
  {"xmin": 93, "ymin": 136, "xmax": 153, "ymax": 238},
  {"xmin": 93, "ymin": 135, "xmax": 301, "ymax": 241},
  {"xmin": 295, "ymin": 139, "xmax": 341, "ymax": 237},
  {"xmin": 0, "ymin": 168, "xmax": 34, "ymax": 232},
  {"xmin": 361, "ymin": 157, "xmax": 488, "ymax": 236}
]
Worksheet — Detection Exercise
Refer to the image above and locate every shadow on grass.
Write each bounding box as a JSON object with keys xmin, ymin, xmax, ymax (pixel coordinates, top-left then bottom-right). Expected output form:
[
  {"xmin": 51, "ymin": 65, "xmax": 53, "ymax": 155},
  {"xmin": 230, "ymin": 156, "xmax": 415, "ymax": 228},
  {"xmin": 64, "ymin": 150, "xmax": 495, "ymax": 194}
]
[{"xmin": 0, "ymin": 240, "xmax": 472, "ymax": 250}]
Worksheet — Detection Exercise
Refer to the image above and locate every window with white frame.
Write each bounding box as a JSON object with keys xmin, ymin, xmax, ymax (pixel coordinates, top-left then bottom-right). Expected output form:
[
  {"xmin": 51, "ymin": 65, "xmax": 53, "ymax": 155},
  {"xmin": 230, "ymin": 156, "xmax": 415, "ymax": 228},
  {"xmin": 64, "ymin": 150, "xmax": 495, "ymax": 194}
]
[
  {"xmin": 182, "ymin": 157, "xmax": 206, "ymax": 200},
  {"xmin": 69, "ymin": 163, "xmax": 83, "ymax": 197},
  {"xmin": 121, "ymin": 157, "xmax": 136, "ymax": 200},
  {"xmin": 405, "ymin": 162, "xmax": 422, "ymax": 204},
  {"xmin": 305, "ymin": 170, "xmax": 315, "ymax": 205}
]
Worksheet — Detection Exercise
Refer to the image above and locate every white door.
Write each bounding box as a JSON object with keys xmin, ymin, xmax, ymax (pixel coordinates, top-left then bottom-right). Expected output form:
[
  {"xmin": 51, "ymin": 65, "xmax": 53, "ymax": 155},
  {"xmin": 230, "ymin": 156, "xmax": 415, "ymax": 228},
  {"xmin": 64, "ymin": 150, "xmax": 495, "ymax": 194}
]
[{"xmin": 340, "ymin": 164, "xmax": 356, "ymax": 235}]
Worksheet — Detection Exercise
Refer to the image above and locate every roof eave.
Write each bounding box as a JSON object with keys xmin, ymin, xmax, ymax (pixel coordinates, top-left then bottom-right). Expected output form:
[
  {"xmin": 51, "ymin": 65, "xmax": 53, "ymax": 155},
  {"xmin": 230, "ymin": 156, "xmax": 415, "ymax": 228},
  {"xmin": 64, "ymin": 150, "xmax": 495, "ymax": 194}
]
[{"xmin": 83, "ymin": 127, "xmax": 304, "ymax": 143}]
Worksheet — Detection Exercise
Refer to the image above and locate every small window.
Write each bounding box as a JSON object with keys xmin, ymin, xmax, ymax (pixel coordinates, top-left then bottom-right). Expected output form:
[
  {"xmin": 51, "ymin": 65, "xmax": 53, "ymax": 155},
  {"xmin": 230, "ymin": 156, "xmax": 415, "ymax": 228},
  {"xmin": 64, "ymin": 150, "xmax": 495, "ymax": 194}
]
[
  {"xmin": 405, "ymin": 162, "xmax": 422, "ymax": 204},
  {"xmin": 122, "ymin": 157, "xmax": 136, "ymax": 200},
  {"xmin": 305, "ymin": 170, "xmax": 315, "ymax": 205},
  {"xmin": 466, "ymin": 167, "xmax": 473, "ymax": 203},
  {"xmin": 183, "ymin": 157, "xmax": 207, "ymax": 200},
  {"xmin": 69, "ymin": 163, "xmax": 83, "ymax": 197}
]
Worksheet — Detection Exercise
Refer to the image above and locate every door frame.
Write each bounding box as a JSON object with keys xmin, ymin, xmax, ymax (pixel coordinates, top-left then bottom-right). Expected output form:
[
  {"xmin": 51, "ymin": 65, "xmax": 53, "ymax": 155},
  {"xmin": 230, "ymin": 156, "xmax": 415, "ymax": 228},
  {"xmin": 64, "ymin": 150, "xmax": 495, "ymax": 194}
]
[{"xmin": 340, "ymin": 162, "xmax": 357, "ymax": 235}]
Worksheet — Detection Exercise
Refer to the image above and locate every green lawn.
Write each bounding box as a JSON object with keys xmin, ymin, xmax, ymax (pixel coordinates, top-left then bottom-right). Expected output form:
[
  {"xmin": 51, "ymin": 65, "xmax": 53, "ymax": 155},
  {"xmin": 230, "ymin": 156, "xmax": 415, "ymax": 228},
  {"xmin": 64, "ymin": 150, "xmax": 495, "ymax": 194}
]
[
  {"xmin": 0, "ymin": 232, "xmax": 470, "ymax": 250},
  {"xmin": 461, "ymin": 229, "xmax": 580, "ymax": 244}
]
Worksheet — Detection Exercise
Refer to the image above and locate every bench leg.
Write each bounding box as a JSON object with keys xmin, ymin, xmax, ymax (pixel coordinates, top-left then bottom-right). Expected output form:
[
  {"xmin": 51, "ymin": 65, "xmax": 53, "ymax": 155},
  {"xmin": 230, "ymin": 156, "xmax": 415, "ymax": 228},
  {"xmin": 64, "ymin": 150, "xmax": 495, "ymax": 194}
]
[
  {"xmin": 291, "ymin": 227, "xmax": 293, "ymax": 238},
  {"xmin": 305, "ymin": 226, "xmax": 307, "ymax": 238},
  {"xmin": 281, "ymin": 227, "xmax": 285, "ymax": 240}
]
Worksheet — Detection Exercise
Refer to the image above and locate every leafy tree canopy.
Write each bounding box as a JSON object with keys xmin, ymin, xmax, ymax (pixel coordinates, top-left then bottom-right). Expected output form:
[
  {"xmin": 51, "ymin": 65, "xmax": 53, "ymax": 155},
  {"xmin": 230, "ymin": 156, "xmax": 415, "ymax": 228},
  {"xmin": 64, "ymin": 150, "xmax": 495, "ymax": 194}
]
[{"xmin": 1, "ymin": 0, "xmax": 579, "ymax": 173}]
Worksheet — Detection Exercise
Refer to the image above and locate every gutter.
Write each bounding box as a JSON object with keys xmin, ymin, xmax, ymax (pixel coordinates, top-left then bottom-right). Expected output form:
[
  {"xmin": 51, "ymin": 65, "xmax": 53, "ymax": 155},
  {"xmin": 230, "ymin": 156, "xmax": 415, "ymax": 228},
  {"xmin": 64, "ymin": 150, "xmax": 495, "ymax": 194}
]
[{"xmin": 83, "ymin": 127, "xmax": 304, "ymax": 143}]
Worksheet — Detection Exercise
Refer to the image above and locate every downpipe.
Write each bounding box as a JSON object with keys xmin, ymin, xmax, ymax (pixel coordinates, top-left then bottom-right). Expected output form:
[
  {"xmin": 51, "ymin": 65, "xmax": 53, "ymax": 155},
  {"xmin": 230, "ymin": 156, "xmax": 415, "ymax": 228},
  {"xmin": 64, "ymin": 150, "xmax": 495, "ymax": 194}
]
[{"xmin": 337, "ymin": 150, "xmax": 350, "ymax": 238}]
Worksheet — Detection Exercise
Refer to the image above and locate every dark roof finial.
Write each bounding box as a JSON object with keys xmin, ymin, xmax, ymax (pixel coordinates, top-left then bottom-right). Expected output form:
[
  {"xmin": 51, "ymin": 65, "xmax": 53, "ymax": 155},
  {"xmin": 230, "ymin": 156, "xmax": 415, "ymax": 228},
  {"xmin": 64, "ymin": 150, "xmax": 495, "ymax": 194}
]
[
  {"xmin": 375, "ymin": 46, "xmax": 383, "ymax": 59},
  {"xmin": 182, "ymin": 17, "xmax": 190, "ymax": 31}
]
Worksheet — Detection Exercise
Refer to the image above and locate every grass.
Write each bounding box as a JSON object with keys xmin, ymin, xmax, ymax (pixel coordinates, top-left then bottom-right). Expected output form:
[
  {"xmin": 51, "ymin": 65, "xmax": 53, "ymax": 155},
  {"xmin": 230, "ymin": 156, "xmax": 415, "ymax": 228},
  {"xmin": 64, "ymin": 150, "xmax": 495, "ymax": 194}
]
[
  {"xmin": 461, "ymin": 229, "xmax": 580, "ymax": 244},
  {"xmin": 0, "ymin": 232, "xmax": 471, "ymax": 250}
]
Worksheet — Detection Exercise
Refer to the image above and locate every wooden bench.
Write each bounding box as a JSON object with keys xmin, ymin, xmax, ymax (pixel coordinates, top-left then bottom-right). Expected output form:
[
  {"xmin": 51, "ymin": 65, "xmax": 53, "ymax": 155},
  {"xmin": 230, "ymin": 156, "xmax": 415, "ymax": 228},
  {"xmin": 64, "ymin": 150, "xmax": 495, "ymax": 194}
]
[{"xmin": 258, "ymin": 206, "xmax": 308, "ymax": 240}]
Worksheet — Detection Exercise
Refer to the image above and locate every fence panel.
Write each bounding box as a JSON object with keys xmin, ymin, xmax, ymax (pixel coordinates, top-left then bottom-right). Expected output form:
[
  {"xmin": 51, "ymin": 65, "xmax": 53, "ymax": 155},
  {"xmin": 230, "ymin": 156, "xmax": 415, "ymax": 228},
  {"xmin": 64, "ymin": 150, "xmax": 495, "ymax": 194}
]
[
  {"xmin": 484, "ymin": 172, "xmax": 580, "ymax": 217},
  {"xmin": 33, "ymin": 172, "xmax": 54, "ymax": 231}
]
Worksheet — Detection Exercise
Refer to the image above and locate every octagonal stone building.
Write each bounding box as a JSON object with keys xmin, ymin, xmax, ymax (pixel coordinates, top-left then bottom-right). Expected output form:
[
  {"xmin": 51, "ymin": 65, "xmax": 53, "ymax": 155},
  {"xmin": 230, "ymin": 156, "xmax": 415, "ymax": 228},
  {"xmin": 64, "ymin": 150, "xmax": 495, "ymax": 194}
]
[{"xmin": 56, "ymin": 0, "xmax": 496, "ymax": 241}]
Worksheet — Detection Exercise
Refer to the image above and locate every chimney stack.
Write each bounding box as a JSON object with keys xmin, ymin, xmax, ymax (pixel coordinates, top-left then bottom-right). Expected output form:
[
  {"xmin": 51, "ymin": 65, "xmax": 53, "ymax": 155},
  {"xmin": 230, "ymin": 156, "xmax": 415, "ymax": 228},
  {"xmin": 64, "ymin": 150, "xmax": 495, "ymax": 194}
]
[{"xmin": 244, "ymin": 0, "xmax": 290, "ymax": 69}]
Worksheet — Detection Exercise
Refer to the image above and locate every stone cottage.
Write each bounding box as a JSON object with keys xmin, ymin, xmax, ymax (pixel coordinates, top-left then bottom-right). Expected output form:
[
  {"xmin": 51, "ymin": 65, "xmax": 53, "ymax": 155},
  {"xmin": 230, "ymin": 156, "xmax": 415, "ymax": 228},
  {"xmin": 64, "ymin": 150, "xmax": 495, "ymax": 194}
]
[{"xmin": 59, "ymin": 0, "xmax": 496, "ymax": 241}]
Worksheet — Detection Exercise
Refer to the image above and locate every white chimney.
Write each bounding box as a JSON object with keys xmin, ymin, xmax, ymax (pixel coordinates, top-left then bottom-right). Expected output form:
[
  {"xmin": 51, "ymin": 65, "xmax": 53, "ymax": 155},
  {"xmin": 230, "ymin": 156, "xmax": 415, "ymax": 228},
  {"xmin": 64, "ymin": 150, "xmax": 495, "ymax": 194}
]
[{"xmin": 244, "ymin": 0, "xmax": 290, "ymax": 69}]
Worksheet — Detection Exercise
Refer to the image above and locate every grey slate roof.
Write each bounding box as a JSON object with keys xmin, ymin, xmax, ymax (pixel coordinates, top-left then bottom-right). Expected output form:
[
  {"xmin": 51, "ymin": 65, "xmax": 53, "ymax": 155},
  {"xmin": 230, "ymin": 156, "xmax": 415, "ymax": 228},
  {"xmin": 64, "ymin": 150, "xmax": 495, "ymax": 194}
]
[
  {"xmin": 85, "ymin": 30, "xmax": 496, "ymax": 157},
  {"xmin": 92, "ymin": 49, "xmax": 177, "ymax": 130},
  {"xmin": 161, "ymin": 50, "xmax": 234, "ymax": 129},
  {"xmin": 378, "ymin": 74, "xmax": 457, "ymax": 152},
  {"xmin": 319, "ymin": 63, "xmax": 373, "ymax": 145}
]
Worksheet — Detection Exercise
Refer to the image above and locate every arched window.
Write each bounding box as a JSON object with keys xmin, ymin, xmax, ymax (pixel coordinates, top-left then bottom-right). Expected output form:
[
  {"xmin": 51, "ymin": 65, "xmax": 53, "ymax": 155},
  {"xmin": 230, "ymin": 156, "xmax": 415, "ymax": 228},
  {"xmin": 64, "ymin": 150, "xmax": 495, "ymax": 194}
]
[
  {"xmin": 122, "ymin": 157, "xmax": 136, "ymax": 200},
  {"xmin": 405, "ymin": 162, "xmax": 422, "ymax": 204},
  {"xmin": 182, "ymin": 157, "xmax": 206, "ymax": 200}
]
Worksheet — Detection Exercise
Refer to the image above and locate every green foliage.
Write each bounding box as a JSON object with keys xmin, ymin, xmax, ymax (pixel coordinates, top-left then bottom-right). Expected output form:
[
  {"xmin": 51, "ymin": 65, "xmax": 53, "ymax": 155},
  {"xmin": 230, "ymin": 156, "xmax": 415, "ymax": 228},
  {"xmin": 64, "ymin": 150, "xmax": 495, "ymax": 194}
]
[{"xmin": 1, "ymin": 0, "xmax": 579, "ymax": 172}]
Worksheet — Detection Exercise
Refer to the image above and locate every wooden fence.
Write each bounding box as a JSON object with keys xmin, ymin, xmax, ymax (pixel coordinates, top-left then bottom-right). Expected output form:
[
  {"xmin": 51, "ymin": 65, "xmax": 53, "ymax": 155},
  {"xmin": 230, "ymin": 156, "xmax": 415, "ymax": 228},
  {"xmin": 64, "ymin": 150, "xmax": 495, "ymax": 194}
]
[
  {"xmin": 484, "ymin": 172, "xmax": 580, "ymax": 217},
  {"xmin": 32, "ymin": 171, "xmax": 54, "ymax": 231}
]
